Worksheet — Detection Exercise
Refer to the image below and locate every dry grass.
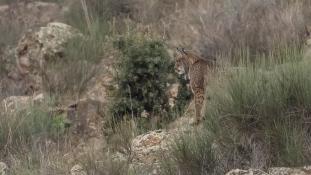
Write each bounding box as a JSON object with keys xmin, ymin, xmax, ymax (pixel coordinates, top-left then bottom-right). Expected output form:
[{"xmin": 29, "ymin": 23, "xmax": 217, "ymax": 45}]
[
  {"xmin": 163, "ymin": 48, "xmax": 311, "ymax": 174},
  {"xmin": 163, "ymin": 0, "xmax": 310, "ymax": 60},
  {"xmin": 112, "ymin": 0, "xmax": 311, "ymax": 63}
]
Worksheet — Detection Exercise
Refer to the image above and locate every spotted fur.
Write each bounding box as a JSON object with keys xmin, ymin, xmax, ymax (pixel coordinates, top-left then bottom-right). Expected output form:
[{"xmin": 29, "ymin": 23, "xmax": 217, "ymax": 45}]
[{"xmin": 175, "ymin": 48, "xmax": 214, "ymax": 124}]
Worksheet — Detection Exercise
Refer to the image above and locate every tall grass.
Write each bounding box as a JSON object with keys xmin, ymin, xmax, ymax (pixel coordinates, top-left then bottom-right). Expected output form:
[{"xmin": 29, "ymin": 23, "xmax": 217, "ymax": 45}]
[
  {"xmin": 134, "ymin": 0, "xmax": 310, "ymax": 62},
  {"xmin": 0, "ymin": 101, "xmax": 65, "ymax": 155},
  {"xmin": 42, "ymin": 20, "xmax": 110, "ymax": 102},
  {"xmin": 163, "ymin": 48, "xmax": 311, "ymax": 174}
]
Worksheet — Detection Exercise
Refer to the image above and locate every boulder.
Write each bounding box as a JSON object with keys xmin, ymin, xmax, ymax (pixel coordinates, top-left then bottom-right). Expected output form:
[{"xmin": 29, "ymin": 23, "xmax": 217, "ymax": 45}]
[
  {"xmin": 268, "ymin": 166, "xmax": 311, "ymax": 175},
  {"xmin": 226, "ymin": 166, "xmax": 311, "ymax": 175},
  {"xmin": 131, "ymin": 130, "xmax": 173, "ymax": 166},
  {"xmin": 226, "ymin": 169, "xmax": 267, "ymax": 175},
  {"xmin": 0, "ymin": 162, "xmax": 7, "ymax": 175},
  {"xmin": 167, "ymin": 83, "xmax": 180, "ymax": 108},
  {"xmin": 70, "ymin": 164, "xmax": 87, "ymax": 175},
  {"xmin": 15, "ymin": 22, "xmax": 82, "ymax": 94},
  {"xmin": 0, "ymin": 93, "xmax": 44, "ymax": 113}
]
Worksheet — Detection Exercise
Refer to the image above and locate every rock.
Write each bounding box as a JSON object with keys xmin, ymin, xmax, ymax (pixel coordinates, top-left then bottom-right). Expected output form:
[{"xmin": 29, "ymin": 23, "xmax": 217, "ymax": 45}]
[
  {"xmin": 70, "ymin": 164, "xmax": 87, "ymax": 175},
  {"xmin": 15, "ymin": 22, "xmax": 82, "ymax": 94},
  {"xmin": 167, "ymin": 83, "xmax": 180, "ymax": 108},
  {"xmin": 268, "ymin": 166, "xmax": 311, "ymax": 175},
  {"xmin": 0, "ymin": 162, "xmax": 8, "ymax": 175},
  {"xmin": 225, "ymin": 166, "xmax": 311, "ymax": 175},
  {"xmin": 225, "ymin": 169, "xmax": 266, "ymax": 175},
  {"xmin": 0, "ymin": 93, "xmax": 44, "ymax": 113},
  {"xmin": 131, "ymin": 130, "xmax": 173, "ymax": 166},
  {"xmin": 84, "ymin": 55, "xmax": 118, "ymax": 104}
]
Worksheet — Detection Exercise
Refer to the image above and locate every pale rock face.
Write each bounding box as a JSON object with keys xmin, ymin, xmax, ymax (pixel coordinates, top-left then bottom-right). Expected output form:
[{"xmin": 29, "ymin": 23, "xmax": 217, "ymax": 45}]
[
  {"xmin": 0, "ymin": 162, "xmax": 8, "ymax": 175},
  {"xmin": 0, "ymin": 93, "xmax": 44, "ymax": 113},
  {"xmin": 15, "ymin": 22, "xmax": 82, "ymax": 93},
  {"xmin": 225, "ymin": 166, "xmax": 311, "ymax": 175},
  {"xmin": 131, "ymin": 130, "xmax": 173, "ymax": 166},
  {"xmin": 167, "ymin": 83, "xmax": 180, "ymax": 107},
  {"xmin": 225, "ymin": 169, "xmax": 267, "ymax": 175},
  {"xmin": 70, "ymin": 164, "xmax": 87, "ymax": 175}
]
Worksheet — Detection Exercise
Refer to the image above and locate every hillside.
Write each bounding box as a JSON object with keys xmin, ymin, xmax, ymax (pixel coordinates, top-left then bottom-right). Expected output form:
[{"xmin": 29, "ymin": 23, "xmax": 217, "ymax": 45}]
[{"xmin": 1, "ymin": 0, "xmax": 311, "ymax": 175}]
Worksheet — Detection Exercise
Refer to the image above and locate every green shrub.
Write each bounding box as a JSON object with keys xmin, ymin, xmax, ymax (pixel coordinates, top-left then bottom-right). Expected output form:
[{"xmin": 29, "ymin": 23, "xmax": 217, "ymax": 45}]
[{"xmin": 110, "ymin": 36, "xmax": 172, "ymax": 121}]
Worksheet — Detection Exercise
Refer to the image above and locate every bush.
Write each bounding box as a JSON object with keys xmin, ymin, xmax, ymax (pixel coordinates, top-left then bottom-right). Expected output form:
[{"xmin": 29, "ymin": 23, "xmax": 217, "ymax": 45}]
[
  {"xmin": 163, "ymin": 48, "xmax": 311, "ymax": 174},
  {"xmin": 110, "ymin": 36, "xmax": 172, "ymax": 121}
]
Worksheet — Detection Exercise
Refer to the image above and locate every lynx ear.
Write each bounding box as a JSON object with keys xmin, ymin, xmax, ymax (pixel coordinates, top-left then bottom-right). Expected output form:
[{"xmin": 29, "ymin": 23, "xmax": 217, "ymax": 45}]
[{"xmin": 305, "ymin": 26, "xmax": 310, "ymax": 37}]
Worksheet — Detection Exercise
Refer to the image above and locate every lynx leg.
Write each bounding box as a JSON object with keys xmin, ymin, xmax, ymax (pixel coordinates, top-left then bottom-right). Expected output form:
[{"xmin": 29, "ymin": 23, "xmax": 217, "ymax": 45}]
[{"xmin": 193, "ymin": 88, "xmax": 204, "ymax": 125}]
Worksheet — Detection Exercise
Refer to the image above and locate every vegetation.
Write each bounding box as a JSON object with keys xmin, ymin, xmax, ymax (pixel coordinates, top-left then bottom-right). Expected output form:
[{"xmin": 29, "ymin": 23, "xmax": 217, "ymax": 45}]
[
  {"xmin": 0, "ymin": 101, "xmax": 65, "ymax": 155},
  {"xmin": 43, "ymin": 24, "xmax": 107, "ymax": 101},
  {"xmin": 2, "ymin": 0, "xmax": 311, "ymax": 174},
  {"xmin": 110, "ymin": 36, "xmax": 172, "ymax": 121},
  {"xmin": 164, "ymin": 48, "xmax": 311, "ymax": 174}
]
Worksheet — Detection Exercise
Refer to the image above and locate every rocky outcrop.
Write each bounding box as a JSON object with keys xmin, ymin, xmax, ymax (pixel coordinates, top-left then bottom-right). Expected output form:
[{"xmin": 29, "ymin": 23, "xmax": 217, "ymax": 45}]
[
  {"xmin": 226, "ymin": 166, "xmax": 311, "ymax": 175},
  {"xmin": 167, "ymin": 83, "xmax": 180, "ymax": 107},
  {"xmin": 15, "ymin": 22, "xmax": 82, "ymax": 94},
  {"xmin": 70, "ymin": 164, "xmax": 87, "ymax": 175},
  {"xmin": 0, "ymin": 162, "xmax": 7, "ymax": 175},
  {"xmin": 0, "ymin": 93, "xmax": 44, "ymax": 113},
  {"xmin": 131, "ymin": 130, "xmax": 174, "ymax": 166},
  {"xmin": 129, "ymin": 114, "xmax": 196, "ymax": 172}
]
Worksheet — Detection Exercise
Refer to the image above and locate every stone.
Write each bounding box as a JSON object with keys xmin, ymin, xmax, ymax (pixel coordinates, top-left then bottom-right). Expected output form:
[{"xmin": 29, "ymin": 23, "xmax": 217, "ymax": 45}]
[
  {"xmin": 70, "ymin": 164, "xmax": 87, "ymax": 175},
  {"xmin": 1, "ymin": 95, "xmax": 32, "ymax": 113},
  {"xmin": 15, "ymin": 22, "xmax": 82, "ymax": 93},
  {"xmin": 225, "ymin": 169, "xmax": 267, "ymax": 175},
  {"xmin": 0, "ymin": 162, "xmax": 8, "ymax": 175},
  {"xmin": 167, "ymin": 83, "xmax": 180, "ymax": 108},
  {"xmin": 0, "ymin": 93, "xmax": 44, "ymax": 113},
  {"xmin": 225, "ymin": 166, "xmax": 311, "ymax": 175},
  {"xmin": 131, "ymin": 130, "xmax": 173, "ymax": 165},
  {"xmin": 268, "ymin": 166, "xmax": 311, "ymax": 175}
]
